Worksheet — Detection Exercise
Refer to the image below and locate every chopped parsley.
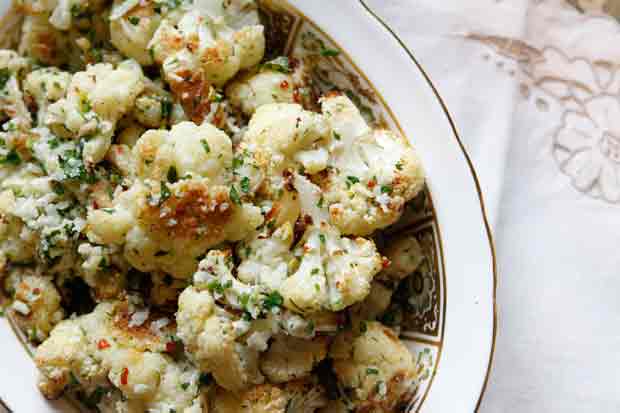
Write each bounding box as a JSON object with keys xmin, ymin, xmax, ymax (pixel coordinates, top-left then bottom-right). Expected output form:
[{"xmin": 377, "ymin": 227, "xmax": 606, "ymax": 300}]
[
  {"xmin": 260, "ymin": 56, "xmax": 292, "ymax": 73},
  {"xmin": 180, "ymin": 382, "xmax": 190, "ymax": 391},
  {"xmin": 58, "ymin": 149, "xmax": 96, "ymax": 184},
  {"xmin": 0, "ymin": 149, "xmax": 21, "ymax": 166},
  {"xmin": 346, "ymin": 176, "xmax": 360, "ymax": 189},
  {"xmin": 128, "ymin": 16, "xmax": 140, "ymax": 25},
  {"xmin": 0, "ymin": 68, "xmax": 10, "ymax": 90},
  {"xmin": 317, "ymin": 196, "xmax": 324, "ymax": 208},
  {"xmin": 333, "ymin": 131, "xmax": 342, "ymax": 141},
  {"xmin": 262, "ymin": 291, "xmax": 283, "ymax": 311},
  {"xmin": 161, "ymin": 98, "xmax": 173, "ymax": 119},
  {"xmin": 159, "ymin": 181, "xmax": 172, "ymax": 204},
  {"xmin": 167, "ymin": 166, "xmax": 178, "ymax": 183},
  {"xmin": 200, "ymin": 139, "xmax": 210, "ymax": 153},
  {"xmin": 380, "ymin": 185, "xmax": 393, "ymax": 195},
  {"xmin": 366, "ymin": 368, "xmax": 379, "ymax": 375},
  {"xmin": 319, "ymin": 234, "xmax": 326, "ymax": 244},
  {"xmin": 240, "ymin": 176, "xmax": 250, "ymax": 193},
  {"xmin": 229, "ymin": 185, "xmax": 241, "ymax": 205}
]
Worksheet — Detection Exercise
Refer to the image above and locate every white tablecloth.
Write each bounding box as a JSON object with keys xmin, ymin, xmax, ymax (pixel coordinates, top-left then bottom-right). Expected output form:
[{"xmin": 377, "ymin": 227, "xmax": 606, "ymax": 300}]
[{"xmin": 365, "ymin": 0, "xmax": 620, "ymax": 411}]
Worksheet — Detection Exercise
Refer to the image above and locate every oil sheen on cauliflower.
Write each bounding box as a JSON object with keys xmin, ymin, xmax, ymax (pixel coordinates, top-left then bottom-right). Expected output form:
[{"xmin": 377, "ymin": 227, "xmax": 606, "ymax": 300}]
[
  {"xmin": 330, "ymin": 321, "xmax": 418, "ymax": 412},
  {"xmin": 86, "ymin": 121, "xmax": 263, "ymax": 278}
]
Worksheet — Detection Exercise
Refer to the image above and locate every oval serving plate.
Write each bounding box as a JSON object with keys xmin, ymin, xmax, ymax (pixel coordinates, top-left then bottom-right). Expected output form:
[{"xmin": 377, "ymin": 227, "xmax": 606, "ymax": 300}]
[{"xmin": 0, "ymin": 1, "xmax": 496, "ymax": 412}]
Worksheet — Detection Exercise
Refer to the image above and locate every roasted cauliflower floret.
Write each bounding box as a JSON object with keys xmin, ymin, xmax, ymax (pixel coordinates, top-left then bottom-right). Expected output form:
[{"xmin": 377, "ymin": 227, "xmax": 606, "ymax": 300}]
[
  {"xmin": 177, "ymin": 285, "xmax": 264, "ymax": 392},
  {"xmin": 133, "ymin": 121, "xmax": 233, "ymax": 182},
  {"xmin": 5, "ymin": 271, "xmax": 65, "ymax": 342},
  {"xmin": 236, "ymin": 222, "xmax": 295, "ymax": 291},
  {"xmin": 87, "ymin": 122, "xmax": 263, "ymax": 278},
  {"xmin": 348, "ymin": 281, "xmax": 394, "ymax": 334},
  {"xmin": 24, "ymin": 67, "xmax": 71, "ymax": 125},
  {"xmin": 242, "ymin": 103, "xmax": 329, "ymax": 174},
  {"xmin": 148, "ymin": 3, "xmax": 264, "ymax": 121},
  {"xmin": 278, "ymin": 175, "xmax": 383, "ymax": 313},
  {"xmin": 260, "ymin": 335, "xmax": 328, "ymax": 383},
  {"xmin": 35, "ymin": 300, "xmax": 205, "ymax": 412},
  {"xmin": 212, "ymin": 380, "xmax": 327, "ymax": 413},
  {"xmin": 330, "ymin": 322, "xmax": 417, "ymax": 412},
  {"xmin": 379, "ymin": 233, "xmax": 424, "ymax": 281},
  {"xmin": 226, "ymin": 67, "xmax": 295, "ymax": 116},
  {"xmin": 109, "ymin": 0, "xmax": 163, "ymax": 66},
  {"xmin": 46, "ymin": 60, "xmax": 145, "ymax": 164},
  {"xmin": 318, "ymin": 95, "xmax": 425, "ymax": 236},
  {"xmin": 0, "ymin": 49, "xmax": 32, "ymax": 129}
]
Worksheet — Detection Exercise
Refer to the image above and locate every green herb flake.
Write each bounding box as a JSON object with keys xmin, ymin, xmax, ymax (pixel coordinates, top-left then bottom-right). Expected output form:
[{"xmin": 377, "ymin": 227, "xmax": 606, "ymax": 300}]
[
  {"xmin": 319, "ymin": 234, "xmax": 326, "ymax": 244},
  {"xmin": 229, "ymin": 185, "xmax": 241, "ymax": 205},
  {"xmin": 333, "ymin": 131, "xmax": 342, "ymax": 141},
  {"xmin": 346, "ymin": 176, "xmax": 360, "ymax": 189},
  {"xmin": 0, "ymin": 68, "xmax": 10, "ymax": 90},
  {"xmin": 167, "ymin": 166, "xmax": 178, "ymax": 183},
  {"xmin": 263, "ymin": 291, "xmax": 284, "ymax": 311},
  {"xmin": 240, "ymin": 176, "xmax": 250, "ymax": 193},
  {"xmin": 311, "ymin": 268, "xmax": 320, "ymax": 275},
  {"xmin": 200, "ymin": 139, "xmax": 210, "ymax": 153},
  {"xmin": 366, "ymin": 368, "xmax": 379, "ymax": 375},
  {"xmin": 260, "ymin": 56, "xmax": 292, "ymax": 73},
  {"xmin": 0, "ymin": 149, "xmax": 21, "ymax": 166},
  {"xmin": 159, "ymin": 181, "xmax": 172, "ymax": 204},
  {"xmin": 128, "ymin": 16, "xmax": 140, "ymax": 25},
  {"xmin": 180, "ymin": 382, "xmax": 190, "ymax": 391},
  {"xmin": 380, "ymin": 185, "xmax": 393, "ymax": 195}
]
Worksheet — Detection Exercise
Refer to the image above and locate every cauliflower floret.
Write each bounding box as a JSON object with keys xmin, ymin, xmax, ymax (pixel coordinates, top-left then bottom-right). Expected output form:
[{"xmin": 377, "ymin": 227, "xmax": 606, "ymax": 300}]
[
  {"xmin": 379, "ymin": 233, "xmax": 424, "ymax": 281},
  {"xmin": 279, "ymin": 223, "xmax": 382, "ymax": 313},
  {"xmin": 23, "ymin": 67, "xmax": 71, "ymax": 125},
  {"xmin": 45, "ymin": 61, "xmax": 145, "ymax": 164},
  {"xmin": 278, "ymin": 175, "xmax": 383, "ymax": 313},
  {"xmin": 0, "ymin": 190, "xmax": 37, "ymax": 267},
  {"xmin": 133, "ymin": 121, "xmax": 233, "ymax": 182},
  {"xmin": 348, "ymin": 281, "xmax": 394, "ymax": 334},
  {"xmin": 318, "ymin": 94, "xmax": 425, "ymax": 236},
  {"xmin": 147, "ymin": 3, "xmax": 264, "ymax": 120},
  {"xmin": 5, "ymin": 271, "xmax": 65, "ymax": 342},
  {"xmin": 260, "ymin": 335, "xmax": 328, "ymax": 383},
  {"xmin": 0, "ymin": 50, "xmax": 32, "ymax": 129},
  {"xmin": 35, "ymin": 300, "xmax": 205, "ymax": 412},
  {"xmin": 87, "ymin": 122, "xmax": 263, "ymax": 278},
  {"xmin": 131, "ymin": 79, "xmax": 176, "ymax": 129},
  {"xmin": 226, "ymin": 67, "xmax": 295, "ymax": 116},
  {"xmin": 330, "ymin": 322, "xmax": 417, "ymax": 412},
  {"xmin": 236, "ymin": 222, "xmax": 295, "ymax": 291},
  {"xmin": 177, "ymin": 285, "xmax": 264, "ymax": 392},
  {"xmin": 241, "ymin": 103, "xmax": 330, "ymax": 174},
  {"xmin": 109, "ymin": 0, "xmax": 163, "ymax": 66},
  {"xmin": 212, "ymin": 380, "xmax": 327, "ymax": 413}
]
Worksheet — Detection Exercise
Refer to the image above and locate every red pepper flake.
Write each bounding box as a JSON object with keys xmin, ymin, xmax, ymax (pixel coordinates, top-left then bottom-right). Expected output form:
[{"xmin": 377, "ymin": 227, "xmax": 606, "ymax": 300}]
[
  {"xmin": 165, "ymin": 341, "xmax": 177, "ymax": 353},
  {"xmin": 32, "ymin": 288, "xmax": 41, "ymax": 295},
  {"xmin": 121, "ymin": 367, "xmax": 129, "ymax": 385},
  {"xmin": 293, "ymin": 89, "xmax": 301, "ymax": 103},
  {"xmin": 280, "ymin": 80, "xmax": 289, "ymax": 90},
  {"xmin": 367, "ymin": 180, "xmax": 377, "ymax": 189},
  {"xmin": 98, "ymin": 339, "xmax": 110, "ymax": 350},
  {"xmin": 382, "ymin": 257, "xmax": 391, "ymax": 269}
]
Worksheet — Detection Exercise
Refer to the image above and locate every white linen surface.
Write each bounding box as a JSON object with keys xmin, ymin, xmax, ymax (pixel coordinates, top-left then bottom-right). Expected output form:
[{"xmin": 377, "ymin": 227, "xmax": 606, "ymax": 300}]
[{"xmin": 365, "ymin": 0, "xmax": 620, "ymax": 411}]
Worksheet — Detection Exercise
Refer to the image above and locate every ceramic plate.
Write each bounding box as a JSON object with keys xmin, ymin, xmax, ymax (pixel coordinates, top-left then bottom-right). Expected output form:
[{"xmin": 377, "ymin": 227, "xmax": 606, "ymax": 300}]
[{"xmin": 0, "ymin": 1, "xmax": 496, "ymax": 412}]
